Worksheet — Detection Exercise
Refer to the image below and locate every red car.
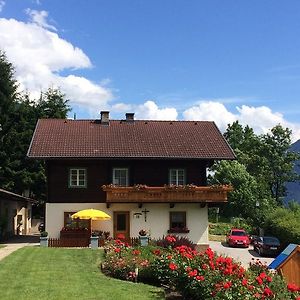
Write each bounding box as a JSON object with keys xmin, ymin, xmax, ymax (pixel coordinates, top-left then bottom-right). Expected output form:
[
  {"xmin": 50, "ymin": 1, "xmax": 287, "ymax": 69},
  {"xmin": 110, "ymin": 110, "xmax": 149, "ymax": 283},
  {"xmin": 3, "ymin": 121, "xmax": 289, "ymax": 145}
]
[{"xmin": 226, "ymin": 229, "xmax": 250, "ymax": 248}]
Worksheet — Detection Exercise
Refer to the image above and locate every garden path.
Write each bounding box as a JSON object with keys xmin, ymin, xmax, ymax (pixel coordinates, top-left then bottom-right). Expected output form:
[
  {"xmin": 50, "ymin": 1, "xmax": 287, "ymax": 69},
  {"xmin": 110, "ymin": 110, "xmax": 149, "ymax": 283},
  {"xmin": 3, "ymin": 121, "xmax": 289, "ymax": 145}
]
[
  {"xmin": 209, "ymin": 241, "xmax": 274, "ymax": 268},
  {"xmin": 0, "ymin": 235, "xmax": 39, "ymax": 261}
]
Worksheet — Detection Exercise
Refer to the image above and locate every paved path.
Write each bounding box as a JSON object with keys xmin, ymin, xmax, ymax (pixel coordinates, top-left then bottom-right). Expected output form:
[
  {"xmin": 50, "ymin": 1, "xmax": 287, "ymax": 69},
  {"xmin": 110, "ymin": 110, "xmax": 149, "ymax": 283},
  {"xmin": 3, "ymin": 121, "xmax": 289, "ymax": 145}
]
[
  {"xmin": 209, "ymin": 241, "xmax": 274, "ymax": 268},
  {"xmin": 0, "ymin": 235, "xmax": 40, "ymax": 261}
]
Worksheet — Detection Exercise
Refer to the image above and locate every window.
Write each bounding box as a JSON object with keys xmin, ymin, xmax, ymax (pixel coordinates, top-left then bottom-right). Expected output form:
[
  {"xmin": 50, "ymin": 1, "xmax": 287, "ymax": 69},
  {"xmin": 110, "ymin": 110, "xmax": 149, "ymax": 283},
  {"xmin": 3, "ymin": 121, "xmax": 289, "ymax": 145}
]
[
  {"xmin": 113, "ymin": 168, "xmax": 129, "ymax": 186},
  {"xmin": 169, "ymin": 169, "xmax": 185, "ymax": 185},
  {"xmin": 69, "ymin": 168, "xmax": 86, "ymax": 188},
  {"xmin": 64, "ymin": 212, "xmax": 90, "ymax": 230},
  {"xmin": 169, "ymin": 211, "xmax": 189, "ymax": 233}
]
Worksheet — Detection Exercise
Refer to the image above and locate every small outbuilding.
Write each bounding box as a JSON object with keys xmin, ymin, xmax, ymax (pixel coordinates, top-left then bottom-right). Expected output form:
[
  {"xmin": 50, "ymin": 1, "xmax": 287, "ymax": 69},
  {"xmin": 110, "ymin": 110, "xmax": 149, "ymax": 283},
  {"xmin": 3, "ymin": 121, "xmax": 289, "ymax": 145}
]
[
  {"xmin": 0, "ymin": 189, "xmax": 35, "ymax": 240},
  {"xmin": 269, "ymin": 244, "xmax": 300, "ymax": 285}
]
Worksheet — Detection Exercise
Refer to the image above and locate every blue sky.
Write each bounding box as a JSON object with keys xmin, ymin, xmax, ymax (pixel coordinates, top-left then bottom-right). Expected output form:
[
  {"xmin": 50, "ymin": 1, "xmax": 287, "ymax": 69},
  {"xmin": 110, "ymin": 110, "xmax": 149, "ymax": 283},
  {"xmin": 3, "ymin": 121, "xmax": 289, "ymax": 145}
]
[{"xmin": 1, "ymin": 0, "xmax": 300, "ymax": 140}]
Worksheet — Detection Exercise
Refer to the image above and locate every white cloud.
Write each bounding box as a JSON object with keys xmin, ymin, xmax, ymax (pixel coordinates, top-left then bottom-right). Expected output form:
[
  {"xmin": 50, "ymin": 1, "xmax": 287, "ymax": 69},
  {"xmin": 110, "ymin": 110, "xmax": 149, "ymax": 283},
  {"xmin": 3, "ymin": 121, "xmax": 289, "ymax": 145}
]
[
  {"xmin": 183, "ymin": 101, "xmax": 300, "ymax": 142},
  {"xmin": 0, "ymin": 1, "xmax": 5, "ymax": 13},
  {"xmin": 183, "ymin": 101, "xmax": 236, "ymax": 130},
  {"xmin": 135, "ymin": 100, "xmax": 178, "ymax": 120},
  {"xmin": 25, "ymin": 9, "xmax": 56, "ymax": 31},
  {"xmin": 0, "ymin": 12, "xmax": 113, "ymax": 110},
  {"xmin": 111, "ymin": 103, "xmax": 133, "ymax": 113}
]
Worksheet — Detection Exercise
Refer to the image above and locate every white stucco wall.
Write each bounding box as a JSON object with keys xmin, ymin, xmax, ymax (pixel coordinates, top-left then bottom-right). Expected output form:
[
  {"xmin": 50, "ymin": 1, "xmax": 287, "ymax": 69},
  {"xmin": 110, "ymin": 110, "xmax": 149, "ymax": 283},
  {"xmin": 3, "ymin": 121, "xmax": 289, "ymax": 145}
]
[{"xmin": 46, "ymin": 203, "xmax": 208, "ymax": 245}]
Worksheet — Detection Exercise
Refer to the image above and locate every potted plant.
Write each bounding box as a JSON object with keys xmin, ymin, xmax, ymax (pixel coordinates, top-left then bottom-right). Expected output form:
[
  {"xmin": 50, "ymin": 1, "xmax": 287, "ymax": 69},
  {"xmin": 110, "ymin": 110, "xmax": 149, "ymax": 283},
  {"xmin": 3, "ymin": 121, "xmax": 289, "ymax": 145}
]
[
  {"xmin": 40, "ymin": 231, "xmax": 49, "ymax": 247},
  {"xmin": 138, "ymin": 229, "xmax": 148, "ymax": 246},
  {"xmin": 90, "ymin": 231, "xmax": 99, "ymax": 249}
]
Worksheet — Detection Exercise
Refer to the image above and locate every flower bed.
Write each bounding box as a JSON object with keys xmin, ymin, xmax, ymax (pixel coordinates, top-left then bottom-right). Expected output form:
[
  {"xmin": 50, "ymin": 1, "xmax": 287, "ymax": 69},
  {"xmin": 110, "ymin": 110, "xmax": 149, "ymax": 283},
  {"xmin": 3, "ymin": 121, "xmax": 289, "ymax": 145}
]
[{"xmin": 102, "ymin": 235, "xmax": 300, "ymax": 299}]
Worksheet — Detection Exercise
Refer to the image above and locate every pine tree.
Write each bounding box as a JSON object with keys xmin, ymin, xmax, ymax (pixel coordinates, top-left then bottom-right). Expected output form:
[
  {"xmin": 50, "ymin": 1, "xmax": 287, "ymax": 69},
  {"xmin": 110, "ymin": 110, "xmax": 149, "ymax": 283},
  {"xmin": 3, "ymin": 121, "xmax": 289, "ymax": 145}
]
[{"xmin": 0, "ymin": 50, "xmax": 20, "ymax": 189}]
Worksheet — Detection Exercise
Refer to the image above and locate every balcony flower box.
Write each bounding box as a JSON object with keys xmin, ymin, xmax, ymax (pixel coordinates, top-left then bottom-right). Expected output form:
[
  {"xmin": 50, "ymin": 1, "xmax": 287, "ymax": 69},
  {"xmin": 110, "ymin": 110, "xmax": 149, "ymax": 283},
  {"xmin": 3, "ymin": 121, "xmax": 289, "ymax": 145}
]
[
  {"xmin": 102, "ymin": 184, "xmax": 233, "ymax": 204},
  {"xmin": 167, "ymin": 227, "xmax": 190, "ymax": 234}
]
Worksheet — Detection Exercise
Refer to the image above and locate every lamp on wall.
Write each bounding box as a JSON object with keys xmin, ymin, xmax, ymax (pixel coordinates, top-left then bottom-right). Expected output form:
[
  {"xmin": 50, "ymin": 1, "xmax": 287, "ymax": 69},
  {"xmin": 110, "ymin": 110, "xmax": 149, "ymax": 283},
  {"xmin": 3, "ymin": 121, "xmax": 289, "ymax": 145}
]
[{"xmin": 133, "ymin": 212, "xmax": 142, "ymax": 219}]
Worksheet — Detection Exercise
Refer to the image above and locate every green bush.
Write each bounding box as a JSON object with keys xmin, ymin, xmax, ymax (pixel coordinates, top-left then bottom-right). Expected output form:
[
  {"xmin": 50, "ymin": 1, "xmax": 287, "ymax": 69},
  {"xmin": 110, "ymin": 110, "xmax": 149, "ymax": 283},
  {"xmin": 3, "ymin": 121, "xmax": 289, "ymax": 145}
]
[
  {"xmin": 209, "ymin": 222, "xmax": 231, "ymax": 235},
  {"xmin": 264, "ymin": 204, "xmax": 300, "ymax": 247},
  {"xmin": 40, "ymin": 231, "xmax": 48, "ymax": 237},
  {"xmin": 231, "ymin": 217, "xmax": 253, "ymax": 233}
]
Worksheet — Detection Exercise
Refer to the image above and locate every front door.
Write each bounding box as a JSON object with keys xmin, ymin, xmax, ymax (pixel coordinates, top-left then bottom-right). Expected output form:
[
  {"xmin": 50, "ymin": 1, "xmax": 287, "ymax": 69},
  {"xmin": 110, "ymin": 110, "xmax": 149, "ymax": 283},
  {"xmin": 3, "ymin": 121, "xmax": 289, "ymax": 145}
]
[{"xmin": 114, "ymin": 211, "xmax": 130, "ymax": 241}]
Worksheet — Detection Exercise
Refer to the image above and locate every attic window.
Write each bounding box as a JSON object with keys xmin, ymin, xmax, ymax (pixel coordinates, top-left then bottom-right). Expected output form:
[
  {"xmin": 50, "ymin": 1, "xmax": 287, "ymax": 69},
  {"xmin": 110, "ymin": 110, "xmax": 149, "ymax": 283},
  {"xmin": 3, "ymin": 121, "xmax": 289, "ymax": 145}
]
[
  {"xmin": 113, "ymin": 168, "xmax": 129, "ymax": 186},
  {"xmin": 169, "ymin": 169, "xmax": 185, "ymax": 185},
  {"xmin": 69, "ymin": 168, "xmax": 87, "ymax": 188}
]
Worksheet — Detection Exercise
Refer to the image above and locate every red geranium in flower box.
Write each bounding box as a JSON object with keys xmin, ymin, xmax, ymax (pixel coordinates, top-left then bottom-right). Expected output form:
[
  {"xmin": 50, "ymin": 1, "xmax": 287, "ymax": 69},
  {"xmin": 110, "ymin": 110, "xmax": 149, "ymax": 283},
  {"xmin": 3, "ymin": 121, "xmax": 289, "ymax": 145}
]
[{"xmin": 168, "ymin": 227, "xmax": 190, "ymax": 233}]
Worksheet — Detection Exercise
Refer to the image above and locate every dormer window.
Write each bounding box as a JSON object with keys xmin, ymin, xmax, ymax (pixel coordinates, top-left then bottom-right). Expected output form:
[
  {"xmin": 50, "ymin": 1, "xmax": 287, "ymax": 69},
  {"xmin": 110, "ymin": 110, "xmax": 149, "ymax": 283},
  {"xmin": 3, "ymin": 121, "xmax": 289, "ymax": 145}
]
[
  {"xmin": 169, "ymin": 169, "xmax": 185, "ymax": 185},
  {"xmin": 69, "ymin": 168, "xmax": 87, "ymax": 188},
  {"xmin": 113, "ymin": 168, "xmax": 129, "ymax": 186}
]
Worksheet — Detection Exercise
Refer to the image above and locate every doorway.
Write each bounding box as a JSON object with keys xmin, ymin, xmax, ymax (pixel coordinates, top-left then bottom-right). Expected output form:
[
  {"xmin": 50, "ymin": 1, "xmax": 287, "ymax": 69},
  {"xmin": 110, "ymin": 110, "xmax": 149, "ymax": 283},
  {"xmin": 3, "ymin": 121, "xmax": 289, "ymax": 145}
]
[{"xmin": 113, "ymin": 211, "xmax": 130, "ymax": 240}]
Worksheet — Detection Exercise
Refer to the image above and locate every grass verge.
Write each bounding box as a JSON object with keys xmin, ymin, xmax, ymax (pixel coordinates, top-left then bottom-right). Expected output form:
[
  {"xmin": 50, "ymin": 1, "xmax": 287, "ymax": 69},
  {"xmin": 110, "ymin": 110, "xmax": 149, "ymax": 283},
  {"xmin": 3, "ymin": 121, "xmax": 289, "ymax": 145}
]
[
  {"xmin": 209, "ymin": 234, "xmax": 226, "ymax": 242},
  {"xmin": 0, "ymin": 247, "xmax": 164, "ymax": 300}
]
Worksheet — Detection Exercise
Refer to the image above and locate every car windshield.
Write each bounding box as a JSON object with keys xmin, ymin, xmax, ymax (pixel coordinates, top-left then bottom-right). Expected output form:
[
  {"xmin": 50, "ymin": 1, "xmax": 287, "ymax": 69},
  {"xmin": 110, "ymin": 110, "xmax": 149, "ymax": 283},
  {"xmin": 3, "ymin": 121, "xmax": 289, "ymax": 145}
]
[
  {"xmin": 231, "ymin": 231, "xmax": 246, "ymax": 236},
  {"xmin": 263, "ymin": 237, "xmax": 280, "ymax": 244}
]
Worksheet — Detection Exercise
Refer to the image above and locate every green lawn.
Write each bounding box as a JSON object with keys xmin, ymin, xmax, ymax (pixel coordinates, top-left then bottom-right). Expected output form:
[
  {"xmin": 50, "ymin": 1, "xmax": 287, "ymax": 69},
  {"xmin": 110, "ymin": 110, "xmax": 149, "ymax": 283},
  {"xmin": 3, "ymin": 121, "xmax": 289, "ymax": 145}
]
[
  {"xmin": 0, "ymin": 247, "xmax": 164, "ymax": 300},
  {"xmin": 0, "ymin": 244, "xmax": 6, "ymax": 248}
]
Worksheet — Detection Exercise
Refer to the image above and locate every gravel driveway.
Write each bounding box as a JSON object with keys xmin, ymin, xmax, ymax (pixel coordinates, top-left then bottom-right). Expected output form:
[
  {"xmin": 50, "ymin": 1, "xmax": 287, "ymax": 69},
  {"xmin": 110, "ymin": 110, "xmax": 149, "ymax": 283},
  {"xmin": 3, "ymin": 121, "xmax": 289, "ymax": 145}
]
[{"xmin": 209, "ymin": 241, "xmax": 275, "ymax": 268}]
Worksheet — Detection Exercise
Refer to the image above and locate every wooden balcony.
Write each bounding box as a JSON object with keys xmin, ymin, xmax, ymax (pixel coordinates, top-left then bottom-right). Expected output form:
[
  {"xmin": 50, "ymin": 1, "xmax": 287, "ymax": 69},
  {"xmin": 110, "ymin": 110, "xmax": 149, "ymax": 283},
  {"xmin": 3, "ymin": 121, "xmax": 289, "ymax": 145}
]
[{"xmin": 102, "ymin": 185, "xmax": 232, "ymax": 204}]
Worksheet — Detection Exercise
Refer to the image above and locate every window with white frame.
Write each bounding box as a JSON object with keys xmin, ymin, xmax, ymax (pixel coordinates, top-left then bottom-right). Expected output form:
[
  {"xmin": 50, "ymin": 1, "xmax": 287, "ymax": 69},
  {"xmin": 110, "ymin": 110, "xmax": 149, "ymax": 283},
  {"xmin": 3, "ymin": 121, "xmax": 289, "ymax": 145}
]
[
  {"xmin": 113, "ymin": 168, "xmax": 129, "ymax": 186},
  {"xmin": 69, "ymin": 168, "xmax": 87, "ymax": 188},
  {"xmin": 169, "ymin": 169, "xmax": 185, "ymax": 185}
]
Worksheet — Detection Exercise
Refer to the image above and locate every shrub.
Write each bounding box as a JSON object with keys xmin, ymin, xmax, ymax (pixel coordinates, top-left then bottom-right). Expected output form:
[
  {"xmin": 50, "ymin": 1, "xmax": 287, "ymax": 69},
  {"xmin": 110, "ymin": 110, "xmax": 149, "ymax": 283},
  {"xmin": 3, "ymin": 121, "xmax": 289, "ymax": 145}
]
[
  {"xmin": 102, "ymin": 236, "xmax": 300, "ymax": 300},
  {"xmin": 209, "ymin": 222, "xmax": 231, "ymax": 235},
  {"xmin": 40, "ymin": 231, "xmax": 48, "ymax": 237},
  {"xmin": 231, "ymin": 217, "xmax": 253, "ymax": 233},
  {"xmin": 264, "ymin": 206, "xmax": 300, "ymax": 247},
  {"xmin": 153, "ymin": 235, "xmax": 196, "ymax": 250}
]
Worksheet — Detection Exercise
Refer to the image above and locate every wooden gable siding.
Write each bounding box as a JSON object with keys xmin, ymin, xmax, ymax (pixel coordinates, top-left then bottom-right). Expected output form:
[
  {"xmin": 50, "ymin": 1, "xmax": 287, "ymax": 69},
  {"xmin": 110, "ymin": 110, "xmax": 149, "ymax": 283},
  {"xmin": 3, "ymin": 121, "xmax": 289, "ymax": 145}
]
[{"xmin": 46, "ymin": 159, "xmax": 209, "ymax": 203}]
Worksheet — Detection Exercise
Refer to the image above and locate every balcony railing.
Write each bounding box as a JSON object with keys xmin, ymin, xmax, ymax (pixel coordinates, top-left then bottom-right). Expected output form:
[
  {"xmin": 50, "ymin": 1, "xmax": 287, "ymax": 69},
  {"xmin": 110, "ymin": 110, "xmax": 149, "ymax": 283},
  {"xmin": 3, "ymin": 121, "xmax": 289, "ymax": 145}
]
[{"xmin": 102, "ymin": 184, "xmax": 232, "ymax": 204}]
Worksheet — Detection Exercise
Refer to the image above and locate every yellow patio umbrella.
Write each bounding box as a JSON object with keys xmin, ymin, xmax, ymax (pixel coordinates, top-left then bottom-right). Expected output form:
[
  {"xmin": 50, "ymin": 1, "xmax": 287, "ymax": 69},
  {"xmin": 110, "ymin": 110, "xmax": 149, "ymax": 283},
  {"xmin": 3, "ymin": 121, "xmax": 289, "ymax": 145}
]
[
  {"xmin": 71, "ymin": 209, "xmax": 111, "ymax": 234},
  {"xmin": 71, "ymin": 209, "xmax": 111, "ymax": 220}
]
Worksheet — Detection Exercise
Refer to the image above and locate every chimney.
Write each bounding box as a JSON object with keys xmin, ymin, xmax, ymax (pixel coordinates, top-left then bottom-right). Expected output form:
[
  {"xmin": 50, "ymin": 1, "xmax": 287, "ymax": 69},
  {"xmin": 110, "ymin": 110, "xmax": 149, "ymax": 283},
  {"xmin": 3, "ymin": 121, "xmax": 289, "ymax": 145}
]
[
  {"xmin": 100, "ymin": 111, "xmax": 109, "ymax": 125},
  {"xmin": 125, "ymin": 112, "xmax": 135, "ymax": 122}
]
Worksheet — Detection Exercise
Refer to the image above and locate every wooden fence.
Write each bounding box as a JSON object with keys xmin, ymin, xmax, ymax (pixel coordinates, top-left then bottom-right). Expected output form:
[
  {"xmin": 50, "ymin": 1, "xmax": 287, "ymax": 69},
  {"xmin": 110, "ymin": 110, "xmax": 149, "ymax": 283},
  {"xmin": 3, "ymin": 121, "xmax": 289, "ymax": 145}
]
[
  {"xmin": 48, "ymin": 236, "xmax": 150, "ymax": 248},
  {"xmin": 48, "ymin": 238, "xmax": 89, "ymax": 248}
]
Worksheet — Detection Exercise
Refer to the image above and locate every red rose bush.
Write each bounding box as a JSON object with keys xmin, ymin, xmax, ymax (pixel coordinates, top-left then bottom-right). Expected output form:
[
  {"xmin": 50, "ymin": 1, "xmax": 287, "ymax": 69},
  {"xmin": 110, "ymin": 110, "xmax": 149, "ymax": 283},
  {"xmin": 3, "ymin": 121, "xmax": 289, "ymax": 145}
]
[{"xmin": 102, "ymin": 235, "xmax": 300, "ymax": 299}]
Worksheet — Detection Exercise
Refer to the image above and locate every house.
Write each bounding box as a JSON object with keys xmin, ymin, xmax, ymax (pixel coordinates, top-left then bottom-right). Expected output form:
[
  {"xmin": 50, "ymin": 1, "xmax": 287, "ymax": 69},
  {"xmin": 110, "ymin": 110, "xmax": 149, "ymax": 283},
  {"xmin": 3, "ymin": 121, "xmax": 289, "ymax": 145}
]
[
  {"xmin": 269, "ymin": 244, "xmax": 300, "ymax": 285},
  {"xmin": 27, "ymin": 111, "xmax": 235, "ymax": 249},
  {"xmin": 0, "ymin": 189, "xmax": 34, "ymax": 240}
]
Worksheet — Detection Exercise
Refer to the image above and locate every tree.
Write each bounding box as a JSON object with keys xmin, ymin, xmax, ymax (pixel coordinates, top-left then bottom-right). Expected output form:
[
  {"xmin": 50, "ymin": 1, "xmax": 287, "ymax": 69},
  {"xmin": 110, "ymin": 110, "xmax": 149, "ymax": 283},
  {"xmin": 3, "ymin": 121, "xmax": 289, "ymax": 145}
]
[
  {"xmin": 258, "ymin": 125, "xmax": 300, "ymax": 204},
  {"xmin": 0, "ymin": 50, "xmax": 20, "ymax": 189},
  {"xmin": 224, "ymin": 121, "xmax": 264, "ymax": 177},
  {"xmin": 37, "ymin": 88, "xmax": 71, "ymax": 119},
  {"xmin": 0, "ymin": 51, "xmax": 71, "ymax": 205},
  {"xmin": 209, "ymin": 160, "xmax": 272, "ymax": 224},
  {"xmin": 223, "ymin": 122, "xmax": 300, "ymax": 205}
]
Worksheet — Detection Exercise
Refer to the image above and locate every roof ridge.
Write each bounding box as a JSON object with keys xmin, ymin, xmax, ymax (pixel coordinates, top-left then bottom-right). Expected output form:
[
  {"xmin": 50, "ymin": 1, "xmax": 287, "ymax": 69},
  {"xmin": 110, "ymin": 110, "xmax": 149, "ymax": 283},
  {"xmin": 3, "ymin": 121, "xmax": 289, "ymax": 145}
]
[{"xmin": 40, "ymin": 118, "xmax": 215, "ymax": 123}]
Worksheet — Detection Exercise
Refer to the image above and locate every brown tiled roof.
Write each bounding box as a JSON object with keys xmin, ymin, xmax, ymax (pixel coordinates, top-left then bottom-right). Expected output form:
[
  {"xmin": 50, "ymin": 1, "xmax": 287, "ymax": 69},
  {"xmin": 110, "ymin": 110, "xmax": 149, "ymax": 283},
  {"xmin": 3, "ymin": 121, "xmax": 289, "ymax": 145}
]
[{"xmin": 27, "ymin": 119, "xmax": 236, "ymax": 160}]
